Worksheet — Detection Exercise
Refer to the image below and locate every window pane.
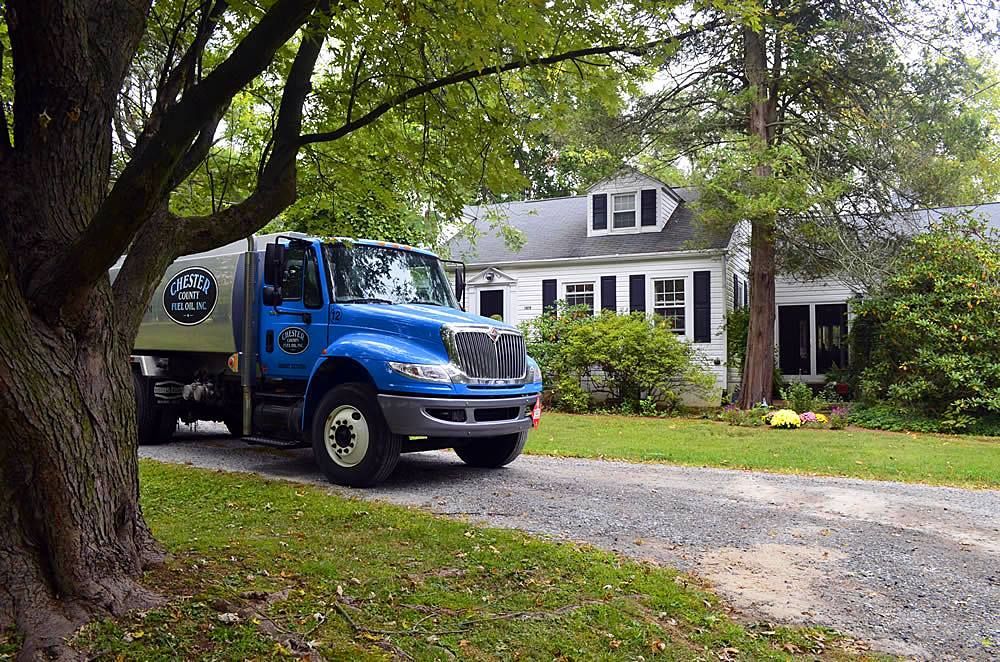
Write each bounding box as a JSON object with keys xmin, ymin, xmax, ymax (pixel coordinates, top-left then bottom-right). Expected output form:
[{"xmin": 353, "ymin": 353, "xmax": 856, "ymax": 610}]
[
  {"xmin": 303, "ymin": 249, "xmax": 323, "ymax": 308},
  {"xmin": 613, "ymin": 193, "xmax": 635, "ymax": 211},
  {"xmin": 816, "ymin": 304, "xmax": 848, "ymax": 374},
  {"xmin": 281, "ymin": 247, "xmax": 305, "ymax": 301},
  {"xmin": 565, "ymin": 283, "xmax": 594, "ymax": 314}
]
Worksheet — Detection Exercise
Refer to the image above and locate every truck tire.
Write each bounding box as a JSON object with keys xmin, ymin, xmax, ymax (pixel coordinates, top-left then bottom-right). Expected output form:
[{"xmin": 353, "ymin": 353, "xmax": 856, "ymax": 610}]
[
  {"xmin": 311, "ymin": 383, "xmax": 402, "ymax": 487},
  {"xmin": 133, "ymin": 372, "xmax": 175, "ymax": 445},
  {"xmin": 454, "ymin": 431, "xmax": 527, "ymax": 468}
]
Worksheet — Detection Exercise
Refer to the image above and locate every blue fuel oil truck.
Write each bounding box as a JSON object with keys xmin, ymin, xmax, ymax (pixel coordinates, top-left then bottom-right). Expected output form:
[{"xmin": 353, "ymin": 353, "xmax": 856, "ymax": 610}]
[{"xmin": 114, "ymin": 233, "xmax": 543, "ymax": 487}]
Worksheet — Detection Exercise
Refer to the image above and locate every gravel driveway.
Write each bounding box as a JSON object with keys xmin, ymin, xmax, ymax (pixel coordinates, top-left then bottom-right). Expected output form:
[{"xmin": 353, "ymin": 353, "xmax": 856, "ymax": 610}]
[{"xmin": 142, "ymin": 425, "xmax": 1000, "ymax": 661}]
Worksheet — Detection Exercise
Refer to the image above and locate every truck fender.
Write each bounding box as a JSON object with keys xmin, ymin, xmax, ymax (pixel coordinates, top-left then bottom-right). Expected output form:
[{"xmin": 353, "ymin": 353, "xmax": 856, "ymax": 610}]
[{"xmin": 301, "ymin": 332, "xmax": 446, "ymax": 429}]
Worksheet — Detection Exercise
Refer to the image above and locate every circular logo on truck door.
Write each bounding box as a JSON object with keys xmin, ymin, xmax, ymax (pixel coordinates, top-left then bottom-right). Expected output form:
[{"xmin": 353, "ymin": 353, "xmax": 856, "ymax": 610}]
[
  {"xmin": 278, "ymin": 327, "xmax": 309, "ymax": 354},
  {"xmin": 162, "ymin": 267, "xmax": 218, "ymax": 326}
]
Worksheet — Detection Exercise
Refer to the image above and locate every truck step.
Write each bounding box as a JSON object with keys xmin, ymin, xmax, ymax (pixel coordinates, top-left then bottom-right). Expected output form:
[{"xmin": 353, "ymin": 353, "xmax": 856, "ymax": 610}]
[{"xmin": 240, "ymin": 435, "xmax": 309, "ymax": 450}]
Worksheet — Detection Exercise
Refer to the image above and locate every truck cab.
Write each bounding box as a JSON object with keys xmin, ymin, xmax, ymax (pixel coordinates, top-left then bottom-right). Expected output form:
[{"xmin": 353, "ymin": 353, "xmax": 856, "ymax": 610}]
[{"xmin": 121, "ymin": 234, "xmax": 543, "ymax": 487}]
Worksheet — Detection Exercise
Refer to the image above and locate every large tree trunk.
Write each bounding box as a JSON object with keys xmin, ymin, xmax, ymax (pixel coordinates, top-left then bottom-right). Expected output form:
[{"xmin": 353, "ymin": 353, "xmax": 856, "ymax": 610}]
[
  {"xmin": 737, "ymin": 24, "xmax": 779, "ymax": 408},
  {"xmin": 0, "ymin": 260, "xmax": 162, "ymax": 659},
  {"xmin": 0, "ymin": 4, "xmax": 159, "ymax": 658},
  {"xmin": 738, "ymin": 218, "xmax": 777, "ymax": 407}
]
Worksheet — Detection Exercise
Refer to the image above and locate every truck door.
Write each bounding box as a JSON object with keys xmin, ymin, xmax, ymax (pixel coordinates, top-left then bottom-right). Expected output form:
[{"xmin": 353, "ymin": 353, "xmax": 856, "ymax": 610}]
[{"xmin": 260, "ymin": 243, "xmax": 328, "ymax": 380}]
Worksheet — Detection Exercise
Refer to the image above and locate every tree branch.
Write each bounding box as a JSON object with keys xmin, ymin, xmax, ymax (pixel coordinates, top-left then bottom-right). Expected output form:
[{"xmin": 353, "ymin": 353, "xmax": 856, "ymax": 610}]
[
  {"xmin": 112, "ymin": 1, "xmax": 332, "ymax": 328},
  {"xmin": 31, "ymin": 0, "xmax": 320, "ymax": 311},
  {"xmin": 300, "ymin": 20, "xmax": 722, "ymax": 146}
]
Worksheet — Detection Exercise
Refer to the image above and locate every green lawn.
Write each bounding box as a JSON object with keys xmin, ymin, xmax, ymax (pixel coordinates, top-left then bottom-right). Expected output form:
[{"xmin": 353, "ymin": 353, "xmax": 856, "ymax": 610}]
[
  {"xmin": 34, "ymin": 462, "xmax": 883, "ymax": 661},
  {"xmin": 527, "ymin": 413, "xmax": 1000, "ymax": 488}
]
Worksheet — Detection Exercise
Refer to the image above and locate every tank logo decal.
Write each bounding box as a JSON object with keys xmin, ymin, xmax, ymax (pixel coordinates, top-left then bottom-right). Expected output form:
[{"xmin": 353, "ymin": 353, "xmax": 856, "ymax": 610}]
[
  {"xmin": 277, "ymin": 327, "xmax": 309, "ymax": 355},
  {"xmin": 162, "ymin": 266, "xmax": 218, "ymax": 326}
]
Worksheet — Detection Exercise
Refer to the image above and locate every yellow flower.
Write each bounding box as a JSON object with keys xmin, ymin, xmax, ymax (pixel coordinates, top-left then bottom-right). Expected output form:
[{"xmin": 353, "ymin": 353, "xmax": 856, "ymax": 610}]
[
  {"xmin": 769, "ymin": 409, "xmax": 802, "ymax": 429},
  {"xmin": 815, "ymin": 413, "xmax": 829, "ymax": 424}
]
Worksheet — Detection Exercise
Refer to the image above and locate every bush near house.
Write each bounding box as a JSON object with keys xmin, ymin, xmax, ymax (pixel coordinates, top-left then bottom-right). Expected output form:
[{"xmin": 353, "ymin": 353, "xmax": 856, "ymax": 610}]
[
  {"xmin": 852, "ymin": 218, "xmax": 1000, "ymax": 432},
  {"xmin": 522, "ymin": 307, "xmax": 715, "ymax": 413}
]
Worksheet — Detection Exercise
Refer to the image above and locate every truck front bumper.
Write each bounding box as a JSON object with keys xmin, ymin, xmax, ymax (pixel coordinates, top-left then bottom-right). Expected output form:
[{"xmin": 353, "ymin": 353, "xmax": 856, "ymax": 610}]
[{"xmin": 377, "ymin": 393, "xmax": 539, "ymax": 438}]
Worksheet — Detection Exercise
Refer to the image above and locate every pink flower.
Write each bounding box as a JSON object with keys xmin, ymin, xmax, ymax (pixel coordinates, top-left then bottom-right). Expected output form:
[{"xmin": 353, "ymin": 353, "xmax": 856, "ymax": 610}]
[{"xmin": 799, "ymin": 411, "xmax": 818, "ymax": 423}]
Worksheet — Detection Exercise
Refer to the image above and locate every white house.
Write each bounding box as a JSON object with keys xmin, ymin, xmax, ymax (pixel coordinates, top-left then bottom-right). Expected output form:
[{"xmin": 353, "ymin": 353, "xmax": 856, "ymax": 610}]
[{"xmin": 447, "ymin": 169, "xmax": 1000, "ymax": 397}]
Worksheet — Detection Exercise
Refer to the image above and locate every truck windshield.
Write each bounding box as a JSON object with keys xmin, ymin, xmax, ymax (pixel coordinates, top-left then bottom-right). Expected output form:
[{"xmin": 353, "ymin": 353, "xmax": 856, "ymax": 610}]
[{"xmin": 324, "ymin": 243, "xmax": 458, "ymax": 308}]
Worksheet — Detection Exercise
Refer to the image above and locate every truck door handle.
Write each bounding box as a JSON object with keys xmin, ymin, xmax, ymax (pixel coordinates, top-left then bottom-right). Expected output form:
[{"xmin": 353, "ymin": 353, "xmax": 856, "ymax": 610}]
[
  {"xmin": 273, "ymin": 307, "xmax": 312, "ymax": 324},
  {"xmin": 266, "ymin": 330, "xmax": 274, "ymax": 353}
]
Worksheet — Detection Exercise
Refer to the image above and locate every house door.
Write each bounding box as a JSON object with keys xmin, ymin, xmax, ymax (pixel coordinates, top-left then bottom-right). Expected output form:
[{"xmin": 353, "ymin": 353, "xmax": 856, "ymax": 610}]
[
  {"xmin": 778, "ymin": 305, "xmax": 811, "ymax": 376},
  {"xmin": 479, "ymin": 289, "xmax": 504, "ymax": 321}
]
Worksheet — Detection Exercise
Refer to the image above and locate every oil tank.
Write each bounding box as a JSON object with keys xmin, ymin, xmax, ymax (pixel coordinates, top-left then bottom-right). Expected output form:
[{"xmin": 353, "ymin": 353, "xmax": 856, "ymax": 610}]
[{"xmin": 110, "ymin": 233, "xmax": 299, "ymax": 355}]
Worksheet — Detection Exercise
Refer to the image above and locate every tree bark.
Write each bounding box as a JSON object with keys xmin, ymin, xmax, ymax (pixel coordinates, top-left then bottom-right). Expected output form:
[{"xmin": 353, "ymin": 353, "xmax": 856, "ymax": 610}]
[
  {"xmin": 737, "ymin": 24, "xmax": 780, "ymax": 408},
  {"xmin": 0, "ymin": 246, "xmax": 163, "ymax": 660}
]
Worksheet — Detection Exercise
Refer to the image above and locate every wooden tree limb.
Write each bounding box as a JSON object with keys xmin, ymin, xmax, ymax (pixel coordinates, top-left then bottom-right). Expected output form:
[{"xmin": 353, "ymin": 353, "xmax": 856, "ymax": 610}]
[
  {"xmin": 29, "ymin": 0, "xmax": 320, "ymax": 314},
  {"xmin": 300, "ymin": 20, "xmax": 722, "ymax": 146},
  {"xmin": 112, "ymin": 1, "xmax": 332, "ymax": 329}
]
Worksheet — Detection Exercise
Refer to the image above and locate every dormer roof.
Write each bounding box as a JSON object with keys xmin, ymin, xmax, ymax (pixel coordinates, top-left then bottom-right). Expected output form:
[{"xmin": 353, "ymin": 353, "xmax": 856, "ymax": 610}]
[{"xmin": 449, "ymin": 185, "xmax": 733, "ymax": 265}]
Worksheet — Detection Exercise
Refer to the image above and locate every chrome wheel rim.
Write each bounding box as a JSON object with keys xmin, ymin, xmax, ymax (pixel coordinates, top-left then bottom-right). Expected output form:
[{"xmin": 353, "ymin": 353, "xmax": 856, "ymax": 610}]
[{"xmin": 324, "ymin": 405, "xmax": 369, "ymax": 468}]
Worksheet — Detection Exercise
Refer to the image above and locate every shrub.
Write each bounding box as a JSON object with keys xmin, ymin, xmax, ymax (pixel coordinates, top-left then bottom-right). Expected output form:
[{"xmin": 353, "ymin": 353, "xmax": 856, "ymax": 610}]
[
  {"xmin": 720, "ymin": 404, "xmax": 767, "ymax": 427},
  {"xmin": 780, "ymin": 381, "xmax": 817, "ymax": 413},
  {"xmin": 522, "ymin": 309, "xmax": 715, "ymax": 413},
  {"xmin": 829, "ymin": 406, "xmax": 849, "ymax": 430},
  {"xmin": 769, "ymin": 409, "xmax": 802, "ymax": 429},
  {"xmin": 853, "ymin": 218, "xmax": 1000, "ymax": 423}
]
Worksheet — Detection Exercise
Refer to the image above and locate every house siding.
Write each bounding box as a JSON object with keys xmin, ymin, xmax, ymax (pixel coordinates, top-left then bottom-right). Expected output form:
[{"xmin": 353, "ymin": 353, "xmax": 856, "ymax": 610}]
[
  {"xmin": 466, "ymin": 253, "xmax": 729, "ymax": 398},
  {"xmin": 723, "ymin": 221, "xmax": 751, "ymax": 387}
]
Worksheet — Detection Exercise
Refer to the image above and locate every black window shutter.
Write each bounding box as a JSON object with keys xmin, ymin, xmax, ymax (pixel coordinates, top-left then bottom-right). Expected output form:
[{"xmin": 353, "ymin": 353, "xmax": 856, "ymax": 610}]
[
  {"xmin": 542, "ymin": 279, "xmax": 557, "ymax": 313},
  {"xmin": 629, "ymin": 275, "xmax": 645, "ymax": 313},
  {"xmin": 694, "ymin": 270, "xmax": 711, "ymax": 343},
  {"xmin": 733, "ymin": 273, "xmax": 739, "ymax": 309},
  {"xmin": 601, "ymin": 276, "xmax": 616, "ymax": 311},
  {"xmin": 640, "ymin": 189, "xmax": 657, "ymax": 226},
  {"xmin": 592, "ymin": 194, "xmax": 607, "ymax": 231}
]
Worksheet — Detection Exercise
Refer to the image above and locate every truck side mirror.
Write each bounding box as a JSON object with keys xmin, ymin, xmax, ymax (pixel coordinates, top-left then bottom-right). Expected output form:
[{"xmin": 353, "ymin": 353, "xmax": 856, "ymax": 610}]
[
  {"xmin": 262, "ymin": 284, "xmax": 283, "ymax": 307},
  {"xmin": 454, "ymin": 267, "xmax": 466, "ymax": 307},
  {"xmin": 263, "ymin": 243, "xmax": 285, "ymax": 286}
]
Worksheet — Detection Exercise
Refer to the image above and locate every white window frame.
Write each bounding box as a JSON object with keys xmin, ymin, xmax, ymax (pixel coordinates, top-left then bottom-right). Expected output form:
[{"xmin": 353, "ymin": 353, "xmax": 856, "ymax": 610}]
[
  {"xmin": 650, "ymin": 277, "xmax": 689, "ymax": 336},
  {"xmin": 611, "ymin": 192, "xmax": 637, "ymax": 229},
  {"xmin": 563, "ymin": 281, "xmax": 596, "ymax": 315}
]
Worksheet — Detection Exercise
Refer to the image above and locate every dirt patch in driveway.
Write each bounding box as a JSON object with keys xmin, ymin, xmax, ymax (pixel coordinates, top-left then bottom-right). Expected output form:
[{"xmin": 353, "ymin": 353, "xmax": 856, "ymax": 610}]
[{"xmin": 697, "ymin": 543, "xmax": 846, "ymax": 623}]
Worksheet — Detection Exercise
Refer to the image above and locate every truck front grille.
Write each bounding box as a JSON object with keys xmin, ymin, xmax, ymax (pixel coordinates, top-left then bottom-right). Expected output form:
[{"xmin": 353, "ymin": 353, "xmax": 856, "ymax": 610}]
[{"xmin": 451, "ymin": 330, "xmax": 526, "ymax": 380}]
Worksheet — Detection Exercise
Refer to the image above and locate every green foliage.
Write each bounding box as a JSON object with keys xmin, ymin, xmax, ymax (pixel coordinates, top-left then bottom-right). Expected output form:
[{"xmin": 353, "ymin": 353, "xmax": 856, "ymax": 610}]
[
  {"xmin": 522, "ymin": 307, "xmax": 714, "ymax": 413},
  {"xmin": 723, "ymin": 307, "xmax": 750, "ymax": 368},
  {"xmin": 849, "ymin": 404, "xmax": 1000, "ymax": 437},
  {"xmin": 829, "ymin": 406, "xmax": 849, "ymax": 431},
  {"xmin": 719, "ymin": 404, "xmax": 767, "ymax": 427},
  {"xmin": 779, "ymin": 382, "xmax": 819, "ymax": 414},
  {"xmin": 853, "ymin": 218, "xmax": 1000, "ymax": 425}
]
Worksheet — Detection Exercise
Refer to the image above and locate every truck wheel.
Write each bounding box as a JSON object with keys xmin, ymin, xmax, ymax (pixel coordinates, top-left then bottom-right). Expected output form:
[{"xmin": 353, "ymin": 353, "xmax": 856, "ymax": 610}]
[
  {"xmin": 454, "ymin": 431, "xmax": 527, "ymax": 468},
  {"xmin": 311, "ymin": 384, "xmax": 402, "ymax": 487},
  {"xmin": 133, "ymin": 372, "xmax": 174, "ymax": 445}
]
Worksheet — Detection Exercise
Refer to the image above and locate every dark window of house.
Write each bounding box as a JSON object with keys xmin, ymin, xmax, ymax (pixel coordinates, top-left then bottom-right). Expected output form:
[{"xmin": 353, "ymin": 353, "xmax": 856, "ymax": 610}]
[
  {"xmin": 778, "ymin": 305, "xmax": 811, "ymax": 375},
  {"xmin": 815, "ymin": 304, "xmax": 849, "ymax": 374}
]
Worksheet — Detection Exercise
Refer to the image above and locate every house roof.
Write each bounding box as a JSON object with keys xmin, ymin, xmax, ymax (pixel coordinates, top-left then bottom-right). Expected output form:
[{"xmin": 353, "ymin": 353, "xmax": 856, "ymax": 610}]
[
  {"xmin": 449, "ymin": 186, "xmax": 729, "ymax": 265},
  {"xmin": 888, "ymin": 202, "xmax": 1000, "ymax": 233}
]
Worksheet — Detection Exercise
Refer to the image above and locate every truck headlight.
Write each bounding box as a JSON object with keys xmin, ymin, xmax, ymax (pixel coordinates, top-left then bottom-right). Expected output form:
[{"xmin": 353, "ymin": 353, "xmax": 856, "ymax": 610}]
[
  {"xmin": 387, "ymin": 361, "xmax": 460, "ymax": 384},
  {"xmin": 527, "ymin": 360, "xmax": 542, "ymax": 384}
]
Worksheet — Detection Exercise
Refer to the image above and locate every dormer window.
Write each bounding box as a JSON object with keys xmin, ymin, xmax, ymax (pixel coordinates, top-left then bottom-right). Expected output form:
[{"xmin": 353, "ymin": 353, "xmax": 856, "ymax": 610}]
[{"xmin": 612, "ymin": 192, "xmax": 637, "ymax": 228}]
